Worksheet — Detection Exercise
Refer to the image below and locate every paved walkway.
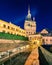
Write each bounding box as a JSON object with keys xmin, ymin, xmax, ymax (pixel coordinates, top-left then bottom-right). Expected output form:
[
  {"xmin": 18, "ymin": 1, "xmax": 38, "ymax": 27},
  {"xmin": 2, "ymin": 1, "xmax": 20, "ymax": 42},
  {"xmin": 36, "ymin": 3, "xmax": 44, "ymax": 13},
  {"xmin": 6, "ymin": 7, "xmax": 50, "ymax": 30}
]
[{"xmin": 24, "ymin": 47, "xmax": 39, "ymax": 65}]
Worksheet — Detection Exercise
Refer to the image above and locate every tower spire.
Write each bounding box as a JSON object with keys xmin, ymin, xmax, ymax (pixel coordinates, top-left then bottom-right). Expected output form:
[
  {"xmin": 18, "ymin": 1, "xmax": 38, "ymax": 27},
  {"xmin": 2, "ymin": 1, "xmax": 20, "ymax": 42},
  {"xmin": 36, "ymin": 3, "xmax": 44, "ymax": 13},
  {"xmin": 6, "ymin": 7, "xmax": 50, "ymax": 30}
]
[
  {"xmin": 28, "ymin": 5, "xmax": 30, "ymax": 14},
  {"xmin": 26, "ymin": 5, "xmax": 31, "ymax": 20}
]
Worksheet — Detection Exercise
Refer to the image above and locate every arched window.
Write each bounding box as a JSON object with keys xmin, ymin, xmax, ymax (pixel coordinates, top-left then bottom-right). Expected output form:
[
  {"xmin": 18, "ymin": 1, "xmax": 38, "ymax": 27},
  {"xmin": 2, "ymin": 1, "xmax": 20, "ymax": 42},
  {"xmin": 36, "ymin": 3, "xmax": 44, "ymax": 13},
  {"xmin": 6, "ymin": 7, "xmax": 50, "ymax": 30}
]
[
  {"xmin": 8, "ymin": 26, "xmax": 10, "ymax": 29},
  {"xmin": 11, "ymin": 27, "xmax": 15, "ymax": 30},
  {"xmin": 16, "ymin": 29, "xmax": 18, "ymax": 31}
]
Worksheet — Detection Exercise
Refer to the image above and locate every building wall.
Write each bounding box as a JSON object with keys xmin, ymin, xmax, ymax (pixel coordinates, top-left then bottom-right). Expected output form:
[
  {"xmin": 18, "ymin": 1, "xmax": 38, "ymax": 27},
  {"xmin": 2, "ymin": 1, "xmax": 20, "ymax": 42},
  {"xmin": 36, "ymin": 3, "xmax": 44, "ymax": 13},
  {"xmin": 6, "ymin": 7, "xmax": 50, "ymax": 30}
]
[
  {"xmin": 0, "ymin": 20, "xmax": 26, "ymax": 37},
  {"xmin": 42, "ymin": 36, "xmax": 52, "ymax": 45},
  {"xmin": 24, "ymin": 20, "xmax": 36, "ymax": 36},
  {"xmin": 28, "ymin": 34, "xmax": 52, "ymax": 45},
  {"xmin": 28, "ymin": 34, "xmax": 42, "ymax": 40},
  {"xmin": 0, "ymin": 39, "xmax": 25, "ymax": 52},
  {"xmin": 24, "ymin": 19, "xmax": 52, "ymax": 45},
  {"xmin": 0, "ymin": 39, "xmax": 24, "ymax": 44}
]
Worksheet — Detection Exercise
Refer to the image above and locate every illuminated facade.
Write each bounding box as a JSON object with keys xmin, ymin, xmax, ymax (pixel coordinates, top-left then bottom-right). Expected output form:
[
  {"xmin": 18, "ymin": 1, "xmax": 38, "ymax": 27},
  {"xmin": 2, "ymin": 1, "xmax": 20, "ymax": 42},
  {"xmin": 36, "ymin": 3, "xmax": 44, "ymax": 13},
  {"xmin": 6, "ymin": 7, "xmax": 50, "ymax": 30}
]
[
  {"xmin": 40, "ymin": 29, "xmax": 52, "ymax": 44},
  {"xmin": 42, "ymin": 36, "xmax": 52, "ymax": 45},
  {"xmin": 0, "ymin": 20, "xmax": 26, "ymax": 37},
  {"xmin": 24, "ymin": 6, "xmax": 52, "ymax": 45}
]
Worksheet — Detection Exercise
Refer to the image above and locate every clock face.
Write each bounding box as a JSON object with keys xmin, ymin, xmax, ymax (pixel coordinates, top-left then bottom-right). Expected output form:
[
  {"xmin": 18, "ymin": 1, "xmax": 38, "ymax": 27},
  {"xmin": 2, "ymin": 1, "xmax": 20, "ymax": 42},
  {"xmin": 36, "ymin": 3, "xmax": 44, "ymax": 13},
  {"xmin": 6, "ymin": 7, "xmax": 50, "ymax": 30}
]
[
  {"xmin": 27, "ymin": 23, "xmax": 36, "ymax": 27},
  {"xmin": 27, "ymin": 23, "xmax": 32, "ymax": 27},
  {"xmin": 28, "ymin": 24, "xmax": 30, "ymax": 26}
]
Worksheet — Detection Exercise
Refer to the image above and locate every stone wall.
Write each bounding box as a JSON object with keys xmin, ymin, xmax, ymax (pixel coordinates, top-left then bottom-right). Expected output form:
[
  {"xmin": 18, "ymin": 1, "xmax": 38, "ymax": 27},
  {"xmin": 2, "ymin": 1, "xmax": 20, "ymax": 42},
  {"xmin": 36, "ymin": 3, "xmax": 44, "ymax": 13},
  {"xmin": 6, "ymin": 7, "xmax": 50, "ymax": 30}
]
[
  {"xmin": 0, "ymin": 39, "xmax": 23, "ymax": 44},
  {"xmin": 0, "ymin": 39, "xmax": 24, "ymax": 52}
]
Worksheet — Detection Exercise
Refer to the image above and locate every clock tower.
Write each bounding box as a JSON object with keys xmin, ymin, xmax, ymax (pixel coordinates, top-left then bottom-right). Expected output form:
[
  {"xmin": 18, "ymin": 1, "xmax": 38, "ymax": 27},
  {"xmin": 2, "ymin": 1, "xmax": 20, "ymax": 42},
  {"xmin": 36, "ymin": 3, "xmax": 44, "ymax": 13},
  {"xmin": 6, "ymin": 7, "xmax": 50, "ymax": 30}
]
[{"xmin": 24, "ymin": 6, "xmax": 36, "ymax": 36}]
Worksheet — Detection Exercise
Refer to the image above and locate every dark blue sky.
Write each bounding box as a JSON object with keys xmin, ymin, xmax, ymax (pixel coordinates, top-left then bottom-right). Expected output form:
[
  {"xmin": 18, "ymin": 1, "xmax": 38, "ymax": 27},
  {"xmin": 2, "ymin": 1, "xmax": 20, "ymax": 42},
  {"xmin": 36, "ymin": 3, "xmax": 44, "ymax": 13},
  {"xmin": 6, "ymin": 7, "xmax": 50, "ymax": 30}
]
[{"xmin": 0, "ymin": 0, "xmax": 52, "ymax": 32}]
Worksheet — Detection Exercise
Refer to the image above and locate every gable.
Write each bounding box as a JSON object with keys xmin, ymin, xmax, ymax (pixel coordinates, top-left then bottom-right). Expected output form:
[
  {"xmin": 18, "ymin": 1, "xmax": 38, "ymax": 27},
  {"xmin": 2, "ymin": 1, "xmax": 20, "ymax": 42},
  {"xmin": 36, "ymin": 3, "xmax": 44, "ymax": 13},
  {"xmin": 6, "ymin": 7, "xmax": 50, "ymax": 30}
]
[{"xmin": 40, "ymin": 29, "xmax": 48, "ymax": 34}]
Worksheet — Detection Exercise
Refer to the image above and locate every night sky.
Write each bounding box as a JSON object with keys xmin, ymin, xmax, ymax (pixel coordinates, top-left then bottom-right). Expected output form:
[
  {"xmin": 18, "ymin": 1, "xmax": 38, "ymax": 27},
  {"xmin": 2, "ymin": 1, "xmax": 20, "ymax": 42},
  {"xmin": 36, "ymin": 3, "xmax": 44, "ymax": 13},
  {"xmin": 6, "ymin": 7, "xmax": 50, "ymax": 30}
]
[{"xmin": 0, "ymin": 0, "xmax": 52, "ymax": 32}]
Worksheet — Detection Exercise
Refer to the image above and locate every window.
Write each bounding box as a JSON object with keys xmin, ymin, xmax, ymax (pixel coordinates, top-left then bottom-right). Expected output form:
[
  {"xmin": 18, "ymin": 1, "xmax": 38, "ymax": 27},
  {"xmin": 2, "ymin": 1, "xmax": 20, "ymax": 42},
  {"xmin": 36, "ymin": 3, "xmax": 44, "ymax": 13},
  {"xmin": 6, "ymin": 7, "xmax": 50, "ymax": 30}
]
[
  {"xmin": 26, "ymin": 32, "xmax": 28, "ymax": 33},
  {"xmin": 23, "ymin": 32, "xmax": 25, "ymax": 34},
  {"xmin": 50, "ymin": 39, "xmax": 52, "ymax": 43},
  {"xmin": 29, "ymin": 32, "xmax": 31, "ymax": 34},
  {"xmin": 29, "ymin": 32, "xmax": 30, "ymax": 33},
  {"xmin": 3, "ymin": 30, "xmax": 5, "ymax": 33},
  {"xmin": 43, "ymin": 39, "xmax": 45, "ymax": 43},
  {"xmin": 8, "ymin": 26, "xmax": 10, "ymax": 29},
  {"xmin": 34, "ymin": 42, "xmax": 36, "ymax": 44},
  {"xmin": 31, "ymin": 25, "xmax": 32, "ymax": 27},
  {"xmin": 29, "ymin": 37, "xmax": 31, "ymax": 40},
  {"xmin": 46, "ymin": 39, "xmax": 48, "ymax": 41},
  {"xmin": 11, "ymin": 27, "xmax": 15, "ymax": 30},
  {"xmin": 50, "ymin": 39, "xmax": 52, "ymax": 42},
  {"xmin": 3, "ymin": 24, "xmax": 6, "ymax": 28},
  {"xmin": 16, "ymin": 29, "xmax": 18, "ymax": 31}
]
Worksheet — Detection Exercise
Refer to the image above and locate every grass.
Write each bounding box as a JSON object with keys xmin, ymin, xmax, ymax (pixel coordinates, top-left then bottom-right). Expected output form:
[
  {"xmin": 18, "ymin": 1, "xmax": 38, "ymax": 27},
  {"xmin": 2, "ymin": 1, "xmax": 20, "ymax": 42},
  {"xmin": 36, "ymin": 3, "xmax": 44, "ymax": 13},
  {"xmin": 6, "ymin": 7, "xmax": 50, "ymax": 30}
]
[{"xmin": 0, "ymin": 32, "xmax": 28, "ymax": 41}]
